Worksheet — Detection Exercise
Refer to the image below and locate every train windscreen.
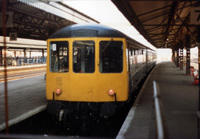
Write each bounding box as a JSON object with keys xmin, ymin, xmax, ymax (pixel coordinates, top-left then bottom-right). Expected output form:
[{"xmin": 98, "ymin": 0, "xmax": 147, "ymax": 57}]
[
  {"xmin": 100, "ymin": 41, "xmax": 123, "ymax": 73},
  {"xmin": 50, "ymin": 41, "xmax": 69, "ymax": 72},
  {"xmin": 73, "ymin": 41, "xmax": 95, "ymax": 73}
]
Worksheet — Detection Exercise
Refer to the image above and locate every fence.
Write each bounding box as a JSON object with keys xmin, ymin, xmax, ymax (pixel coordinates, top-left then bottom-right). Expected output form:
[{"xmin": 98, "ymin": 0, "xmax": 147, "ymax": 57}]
[
  {"xmin": 1, "ymin": 57, "xmax": 47, "ymax": 66},
  {"xmin": 153, "ymin": 81, "xmax": 168, "ymax": 139}
]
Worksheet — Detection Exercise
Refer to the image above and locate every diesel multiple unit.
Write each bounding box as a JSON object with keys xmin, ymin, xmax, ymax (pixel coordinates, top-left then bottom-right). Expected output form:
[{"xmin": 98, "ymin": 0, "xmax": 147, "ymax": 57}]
[{"xmin": 46, "ymin": 24, "xmax": 156, "ymax": 128}]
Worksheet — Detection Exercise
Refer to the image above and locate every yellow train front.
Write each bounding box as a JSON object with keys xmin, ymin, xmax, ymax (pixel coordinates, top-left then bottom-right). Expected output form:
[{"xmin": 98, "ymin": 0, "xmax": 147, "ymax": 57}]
[{"xmin": 46, "ymin": 24, "xmax": 156, "ymax": 127}]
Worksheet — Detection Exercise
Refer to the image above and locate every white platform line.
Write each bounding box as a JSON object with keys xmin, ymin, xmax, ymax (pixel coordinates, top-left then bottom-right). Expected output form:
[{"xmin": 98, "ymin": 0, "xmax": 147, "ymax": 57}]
[{"xmin": 0, "ymin": 104, "xmax": 47, "ymax": 131}]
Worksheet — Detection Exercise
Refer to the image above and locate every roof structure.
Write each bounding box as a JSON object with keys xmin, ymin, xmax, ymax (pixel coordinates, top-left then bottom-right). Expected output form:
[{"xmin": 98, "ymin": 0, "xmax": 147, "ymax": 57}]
[
  {"xmin": 1, "ymin": 0, "xmax": 200, "ymax": 50},
  {"xmin": 0, "ymin": 0, "xmax": 98, "ymax": 41},
  {"xmin": 112, "ymin": 0, "xmax": 199, "ymax": 49}
]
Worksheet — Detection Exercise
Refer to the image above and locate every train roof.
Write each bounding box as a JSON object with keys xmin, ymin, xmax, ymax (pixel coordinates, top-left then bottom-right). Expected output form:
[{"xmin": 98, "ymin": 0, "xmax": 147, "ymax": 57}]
[
  {"xmin": 49, "ymin": 24, "xmax": 127, "ymax": 38},
  {"xmin": 49, "ymin": 24, "xmax": 153, "ymax": 50}
]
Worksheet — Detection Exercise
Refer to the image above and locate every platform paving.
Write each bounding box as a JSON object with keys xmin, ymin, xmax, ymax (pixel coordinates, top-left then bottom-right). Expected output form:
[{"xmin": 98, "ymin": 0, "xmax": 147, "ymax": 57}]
[
  {"xmin": 0, "ymin": 75, "xmax": 47, "ymax": 130},
  {"xmin": 117, "ymin": 61, "xmax": 198, "ymax": 139}
]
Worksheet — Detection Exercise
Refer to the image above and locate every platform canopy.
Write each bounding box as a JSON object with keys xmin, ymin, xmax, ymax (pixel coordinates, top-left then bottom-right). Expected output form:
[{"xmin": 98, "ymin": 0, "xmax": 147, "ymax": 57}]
[
  {"xmin": 0, "ymin": 0, "xmax": 98, "ymax": 41},
  {"xmin": 112, "ymin": 0, "xmax": 200, "ymax": 49},
  {"xmin": 1, "ymin": 0, "xmax": 200, "ymax": 50}
]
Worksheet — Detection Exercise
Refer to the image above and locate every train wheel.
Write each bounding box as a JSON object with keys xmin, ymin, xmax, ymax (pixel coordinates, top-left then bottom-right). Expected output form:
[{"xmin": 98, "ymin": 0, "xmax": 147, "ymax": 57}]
[{"xmin": 62, "ymin": 109, "xmax": 76, "ymax": 133}]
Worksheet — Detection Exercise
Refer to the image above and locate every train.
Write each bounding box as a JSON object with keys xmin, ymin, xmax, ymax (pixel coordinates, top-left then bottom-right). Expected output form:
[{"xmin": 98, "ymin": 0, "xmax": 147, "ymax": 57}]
[{"xmin": 46, "ymin": 24, "xmax": 156, "ymax": 129}]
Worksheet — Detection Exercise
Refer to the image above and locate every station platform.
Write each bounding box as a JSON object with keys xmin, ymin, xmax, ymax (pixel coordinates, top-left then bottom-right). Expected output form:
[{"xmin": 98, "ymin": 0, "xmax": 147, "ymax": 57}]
[
  {"xmin": 0, "ymin": 75, "xmax": 47, "ymax": 131},
  {"xmin": 117, "ymin": 61, "xmax": 198, "ymax": 139}
]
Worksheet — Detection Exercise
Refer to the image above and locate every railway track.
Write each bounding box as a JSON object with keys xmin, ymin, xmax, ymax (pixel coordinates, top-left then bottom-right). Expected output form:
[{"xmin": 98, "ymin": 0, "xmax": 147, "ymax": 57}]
[{"xmin": 0, "ymin": 65, "xmax": 46, "ymax": 82}]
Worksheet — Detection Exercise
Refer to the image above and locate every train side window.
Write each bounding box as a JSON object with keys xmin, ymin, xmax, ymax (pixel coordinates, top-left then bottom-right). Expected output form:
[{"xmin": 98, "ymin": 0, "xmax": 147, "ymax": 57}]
[
  {"xmin": 73, "ymin": 41, "xmax": 95, "ymax": 73},
  {"xmin": 99, "ymin": 41, "xmax": 123, "ymax": 73},
  {"xmin": 50, "ymin": 41, "xmax": 69, "ymax": 72}
]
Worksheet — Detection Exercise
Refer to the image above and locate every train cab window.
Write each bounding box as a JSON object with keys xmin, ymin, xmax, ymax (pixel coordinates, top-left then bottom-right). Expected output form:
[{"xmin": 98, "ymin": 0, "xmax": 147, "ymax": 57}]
[
  {"xmin": 73, "ymin": 41, "xmax": 95, "ymax": 73},
  {"xmin": 100, "ymin": 41, "xmax": 123, "ymax": 73},
  {"xmin": 50, "ymin": 41, "xmax": 69, "ymax": 72}
]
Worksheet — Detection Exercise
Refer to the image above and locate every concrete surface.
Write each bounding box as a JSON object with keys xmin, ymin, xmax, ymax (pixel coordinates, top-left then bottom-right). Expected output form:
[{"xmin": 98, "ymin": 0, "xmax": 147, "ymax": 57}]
[
  {"xmin": 117, "ymin": 61, "xmax": 198, "ymax": 139},
  {"xmin": 0, "ymin": 75, "xmax": 47, "ymax": 130}
]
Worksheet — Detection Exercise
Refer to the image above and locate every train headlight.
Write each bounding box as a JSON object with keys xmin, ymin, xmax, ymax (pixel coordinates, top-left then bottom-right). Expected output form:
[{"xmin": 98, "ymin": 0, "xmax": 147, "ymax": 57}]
[
  {"xmin": 55, "ymin": 88, "xmax": 62, "ymax": 96},
  {"xmin": 108, "ymin": 89, "xmax": 115, "ymax": 96}
]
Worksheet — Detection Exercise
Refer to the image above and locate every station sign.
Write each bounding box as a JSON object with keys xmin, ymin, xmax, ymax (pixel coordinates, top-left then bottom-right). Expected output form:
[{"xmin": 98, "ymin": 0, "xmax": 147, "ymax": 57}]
[
  {"xmin": 9, "ymin": 33, "xmax": 17, "ymax": 41},
  {"xmin": 0, "ymin": 12, "xmax": 14, "ymax": 28},
  {"xmin": 191, "ymin": 7, "xmax": 200, "ymax": 25}
]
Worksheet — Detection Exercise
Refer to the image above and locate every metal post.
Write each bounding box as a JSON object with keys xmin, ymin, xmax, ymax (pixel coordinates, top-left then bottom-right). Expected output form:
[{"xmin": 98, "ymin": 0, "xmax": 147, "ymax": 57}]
[
  {"xmin": 186, "ymin": 47, "xmax": 190, "ymax": 75},
  {"xmin": 0, "ymin": 48, "xmax": 2, "ymax": 66},
  {"xmin": 173, "ymin": 49, "xmax": 175, "ymax": 64},
  {"xmin": 42, "ymin": 49, "xmax": 45, "ymax": 63},
  {"xmin": 14, "ymin": 51, "xmax": 16, "ymax": 57},
  {"xmin": 153, "ymin": 81, "xmax": 167, "ymax": 139},
  {"xmin": 174, "ymin": 50, "xmax": 177, "ymax": 66},
  {"xmin": 180, "ymin": 48, "xmax": 183, "ymax": 70},
  {"xmin": 172, "ymin": 49, "xmax": 174, "ymax": 64},
  {"xmin": 196, "ymin": 2, "xmax": 200, "ymax": 138},
  {"xmin": 176, "ymin": 49, "xmax": 179, "ymax": 67},
  {"xmin": 185, "ymin": 34, "xmax": 190, "ymax": 75},
  {"xmin": 199, "ymin": 43, "xmax": 200, "ymax": 111},
  {"xmin": 2, "ymin": 0, "xmax": 9, "ymax": 134},
  {"xmin": 198, "ymin": 42, "xmax": 200, "ymax": 139},
  {"xmin": 42, "ymin": 49, "xmax": 44, "ymax": 57},
  {"xmin": 23, "ymin": 49, "xmax": 26, "ymax": 58},
  {"xmin": 198, "ymin": 24, "xmax": 200, "ymax": 139},
  {"xmin": 23, "ymin": 49, "xmax": 26, "ymax": 64},
  {"xmin": 29, "ymin": 51, "xmax": 31, "ymax": 58}
]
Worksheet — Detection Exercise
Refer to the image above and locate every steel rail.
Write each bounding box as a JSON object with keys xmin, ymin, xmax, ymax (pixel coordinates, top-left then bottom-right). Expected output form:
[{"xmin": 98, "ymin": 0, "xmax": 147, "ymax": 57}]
[
  {"xmin": 0, "ymin": 68, "xmax": 46, "ymax": 82},
  {"xmin": 0, "ymin": 65, "xmax": 46, "ymax": 72},
  {"xmin": 0, "ymin": 72, "xmax": 45, "ymax": 82}
]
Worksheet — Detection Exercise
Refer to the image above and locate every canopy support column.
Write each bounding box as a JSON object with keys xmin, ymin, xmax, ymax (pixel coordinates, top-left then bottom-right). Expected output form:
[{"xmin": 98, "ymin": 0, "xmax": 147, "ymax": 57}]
[
  {"xmin": 176, "ymin": 49, "xmax": 179, "ymax": 67},
  {"xmin": 180, "ymin": 48, "xmax": 183, "ymax": 70},
  {"xmin": 0, "ymin": 48, "xmax": 2, "ymax": 66},
  {"xmin": 186, "ymin": 34, "xmax": 190, "ymax": 75}
]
